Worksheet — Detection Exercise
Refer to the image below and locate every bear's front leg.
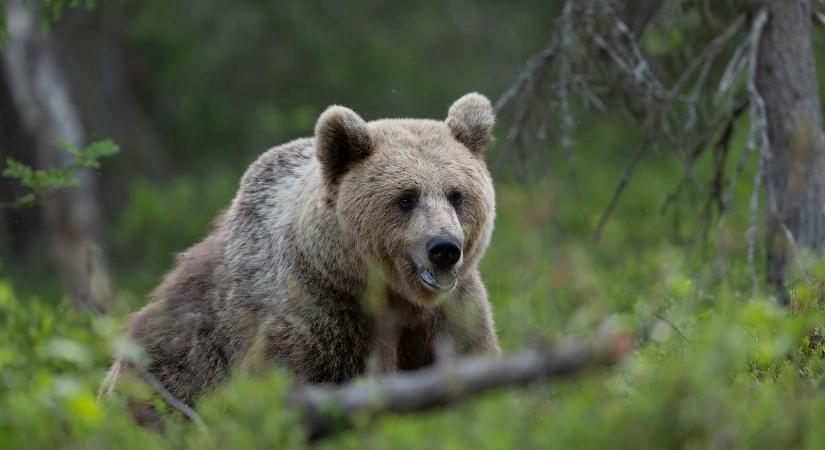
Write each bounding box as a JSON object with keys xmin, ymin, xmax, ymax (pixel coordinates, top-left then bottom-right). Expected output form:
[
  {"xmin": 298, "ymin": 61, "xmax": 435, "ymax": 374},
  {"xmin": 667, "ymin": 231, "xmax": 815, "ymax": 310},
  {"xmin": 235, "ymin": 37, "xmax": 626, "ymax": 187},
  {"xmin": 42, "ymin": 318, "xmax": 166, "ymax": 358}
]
[
  {"xmin": 440, "ymin": 270, "xmax": 500, "ymax": 357},
  {"xmin": 368, "ymin": 316, "xmax": 401, "ymax": 376},
  {"xmin": 396, "ymin": 271, "xmax": 500, "ymax": 371}
]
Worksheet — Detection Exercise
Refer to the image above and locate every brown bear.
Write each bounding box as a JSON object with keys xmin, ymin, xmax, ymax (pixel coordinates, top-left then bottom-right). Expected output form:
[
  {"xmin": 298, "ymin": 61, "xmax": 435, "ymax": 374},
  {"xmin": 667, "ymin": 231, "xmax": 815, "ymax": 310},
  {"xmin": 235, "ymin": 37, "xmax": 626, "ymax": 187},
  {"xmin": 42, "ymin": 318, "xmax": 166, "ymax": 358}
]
[{"xmin": 102, "ymin": 93, "xmax": 500, "ymax": 421}]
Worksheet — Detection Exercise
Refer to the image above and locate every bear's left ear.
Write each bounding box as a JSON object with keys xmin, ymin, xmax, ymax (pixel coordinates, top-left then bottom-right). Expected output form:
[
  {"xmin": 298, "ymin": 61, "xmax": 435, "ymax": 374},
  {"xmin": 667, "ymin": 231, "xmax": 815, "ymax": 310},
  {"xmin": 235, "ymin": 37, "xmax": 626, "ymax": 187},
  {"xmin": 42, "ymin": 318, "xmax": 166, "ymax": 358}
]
[
  {"xmin": 445, "ymin": 92, "xmax": 495, "ymax": 155},
  {"xmin": 315, "ymin": 105, "xmax": 372, "ymax": 204}
]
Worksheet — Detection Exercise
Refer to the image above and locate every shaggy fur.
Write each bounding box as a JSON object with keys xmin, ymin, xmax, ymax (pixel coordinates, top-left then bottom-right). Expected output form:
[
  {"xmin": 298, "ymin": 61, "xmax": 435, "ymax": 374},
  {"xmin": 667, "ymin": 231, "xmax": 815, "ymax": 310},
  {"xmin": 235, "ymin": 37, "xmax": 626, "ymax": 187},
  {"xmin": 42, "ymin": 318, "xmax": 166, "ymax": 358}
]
[{"xmin": 102, "ymin": 93, "xmax": 500, "ymax": 421}]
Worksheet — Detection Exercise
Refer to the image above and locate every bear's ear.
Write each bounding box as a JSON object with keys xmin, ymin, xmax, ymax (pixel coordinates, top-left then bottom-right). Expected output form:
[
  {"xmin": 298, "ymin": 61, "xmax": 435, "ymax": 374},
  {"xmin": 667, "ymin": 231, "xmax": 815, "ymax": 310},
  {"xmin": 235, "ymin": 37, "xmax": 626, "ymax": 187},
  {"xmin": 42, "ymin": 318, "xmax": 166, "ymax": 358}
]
[
  {"xmin": 445, "ymin": 92, "xmax": 495, "ymax": 155},
  {"xmin": 315, "ymin": 105, "xmax": 372, "ymax": 203}
]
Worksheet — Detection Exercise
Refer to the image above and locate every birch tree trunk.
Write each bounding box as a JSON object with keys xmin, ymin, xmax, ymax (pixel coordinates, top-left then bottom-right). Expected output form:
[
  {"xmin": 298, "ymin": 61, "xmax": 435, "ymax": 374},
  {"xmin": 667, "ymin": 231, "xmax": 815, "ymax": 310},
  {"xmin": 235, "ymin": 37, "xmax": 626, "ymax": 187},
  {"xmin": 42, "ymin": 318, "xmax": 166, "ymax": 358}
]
[
  {"xmin": 755, "ymin": 0, "xmax": 825, "ymax": 301},
  {"xmin": 1, "ymin": 0, "xmax": 111, "ymax": 312}
]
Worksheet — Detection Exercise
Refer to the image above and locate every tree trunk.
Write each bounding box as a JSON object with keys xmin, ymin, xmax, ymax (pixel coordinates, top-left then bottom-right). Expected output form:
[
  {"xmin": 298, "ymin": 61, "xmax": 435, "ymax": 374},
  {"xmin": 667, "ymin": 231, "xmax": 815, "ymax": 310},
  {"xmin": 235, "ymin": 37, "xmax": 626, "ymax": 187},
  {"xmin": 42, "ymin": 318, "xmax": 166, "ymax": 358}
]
[
  {"xmin": 756, "ymin": 0, "xmax": 825, "ymax": 302},
  {"xmin": 1, "ymin": 0, "xmax": 112, "ymax": 312},
  {"xmin": 0, "ymin": 64, "xmax": 43, "ymax": 258},
  {"xmin": 52, "ymin": 4, "xmax": 173, "ymax": 209}
]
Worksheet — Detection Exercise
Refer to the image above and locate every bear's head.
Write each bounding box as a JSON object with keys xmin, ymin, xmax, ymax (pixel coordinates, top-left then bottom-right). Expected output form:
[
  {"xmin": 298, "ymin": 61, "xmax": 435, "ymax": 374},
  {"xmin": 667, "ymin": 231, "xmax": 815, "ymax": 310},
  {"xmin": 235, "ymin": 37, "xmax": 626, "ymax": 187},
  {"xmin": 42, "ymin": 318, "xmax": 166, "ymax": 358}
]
[{"xmin": 315, "ymin": 93, "xmax": 496, "ymax": 307}]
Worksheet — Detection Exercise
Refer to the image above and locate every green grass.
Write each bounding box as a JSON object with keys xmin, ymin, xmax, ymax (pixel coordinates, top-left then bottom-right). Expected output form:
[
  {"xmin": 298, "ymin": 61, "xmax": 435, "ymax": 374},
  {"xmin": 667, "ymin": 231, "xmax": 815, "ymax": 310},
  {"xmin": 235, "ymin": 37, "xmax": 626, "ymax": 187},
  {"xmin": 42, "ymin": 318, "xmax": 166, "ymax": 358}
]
[{"xmin": 3, "ymin": 132, "xmax": 825, "ymax": 449}]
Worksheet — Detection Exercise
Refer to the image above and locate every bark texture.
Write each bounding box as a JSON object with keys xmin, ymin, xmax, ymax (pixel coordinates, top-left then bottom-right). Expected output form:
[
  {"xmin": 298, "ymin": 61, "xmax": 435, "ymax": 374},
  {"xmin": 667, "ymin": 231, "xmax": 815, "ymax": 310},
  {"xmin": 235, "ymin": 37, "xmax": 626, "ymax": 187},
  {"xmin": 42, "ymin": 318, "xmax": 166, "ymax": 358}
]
[
  {"xmin": 0, "ymin": 65, "xmax": 42, "ymax": 256},
  {"xmin": 756, "ymin": 0, "xmax": 825, "ymax": 300},
  {"xmin": 1, "ymin": 0, "xmax": 111, "ymax": 311}
]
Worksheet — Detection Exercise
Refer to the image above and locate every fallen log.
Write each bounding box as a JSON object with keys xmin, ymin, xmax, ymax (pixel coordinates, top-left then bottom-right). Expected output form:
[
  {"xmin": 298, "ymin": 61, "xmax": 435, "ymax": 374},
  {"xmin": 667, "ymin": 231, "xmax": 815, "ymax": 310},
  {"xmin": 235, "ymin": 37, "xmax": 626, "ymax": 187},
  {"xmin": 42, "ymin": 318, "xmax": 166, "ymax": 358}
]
[{"xmin": 289, "ymin": 333, "xmax": 631, "ymax": 441}]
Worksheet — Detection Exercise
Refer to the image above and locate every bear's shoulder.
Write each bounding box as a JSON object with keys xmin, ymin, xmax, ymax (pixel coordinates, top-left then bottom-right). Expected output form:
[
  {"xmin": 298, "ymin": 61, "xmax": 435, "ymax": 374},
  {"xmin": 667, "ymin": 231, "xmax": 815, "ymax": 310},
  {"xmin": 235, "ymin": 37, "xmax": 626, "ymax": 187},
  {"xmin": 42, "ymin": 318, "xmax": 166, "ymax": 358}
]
[{"xmin": 242, "ymin": 137, "xmax": 315, "ymax": 187}]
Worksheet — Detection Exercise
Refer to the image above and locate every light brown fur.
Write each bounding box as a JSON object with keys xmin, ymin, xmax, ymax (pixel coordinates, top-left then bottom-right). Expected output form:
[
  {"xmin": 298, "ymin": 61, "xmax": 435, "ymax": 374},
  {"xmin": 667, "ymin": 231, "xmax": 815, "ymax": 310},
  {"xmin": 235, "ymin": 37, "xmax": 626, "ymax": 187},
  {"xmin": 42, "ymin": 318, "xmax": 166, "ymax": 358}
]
[{"xmin": 102, "ymin": 93, "xmax": 500, "ymax": 423}]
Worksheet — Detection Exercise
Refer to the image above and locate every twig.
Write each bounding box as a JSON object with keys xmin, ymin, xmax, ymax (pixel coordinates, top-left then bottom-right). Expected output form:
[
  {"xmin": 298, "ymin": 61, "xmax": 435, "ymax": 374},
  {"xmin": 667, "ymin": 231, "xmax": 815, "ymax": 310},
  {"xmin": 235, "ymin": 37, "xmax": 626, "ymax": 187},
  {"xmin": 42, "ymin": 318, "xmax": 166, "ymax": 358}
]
[
  {"xmin": 652, "ymin": 311, "xmax": 690, "ymax": 343},
  {"xmin": 558, "ymin": 1, "xmax": 575, "ymax": 162},
  {"xmin": 717, "ymin": 37, "xmax": 749, "ymax": 100},
  {"xmin": 492, "ymin": 41, "xmax": 557, "ymax": 178},
  {"xmin": 573, "ymin": 74, "xmax": 607, "ymax": 112},
  {"xmin": 493, "ymin": 44, "xmax": 557, "ymax": 115},
  {"xmin": 710, "ymin": 98, "xmax": 749, "ymax": 213},
  {"xmin": 669, "ymin": 15, "xmax": 745, "ymax": 99},
  {"xmin": 746, "ymin": 151, "xmax": 766, "ymax": 297},
  {"xmin": 134, "ymin": 365, "xmax": 208, "ymax": 432},
  {"xmin": 720, "ymin": 109, "xmax": 754, "ymax": 214},
  {"xmin": 814, "ymin": 1, "xmax": 825, "ymax": 28},
  {"xmin": 692, "ymin": 97, "xmax": 748, "ymax": 247},
  {"xmin": 780, "ymin": 222, "xmax": 813, "ymax": 285},
  {"xmin": 593, "ymin": 139, "xmax": 650, "ymax": 240},
  {"xmin": 290, "ymin": 334, "xmax": 631, "ymax": 441},
  {"xmin": 659, "ymin": 95, "xmax": 748, "ymax": 218},
  {"xmin": 745, "ymin": 8, "xmax": 770, "ymax": 296}
]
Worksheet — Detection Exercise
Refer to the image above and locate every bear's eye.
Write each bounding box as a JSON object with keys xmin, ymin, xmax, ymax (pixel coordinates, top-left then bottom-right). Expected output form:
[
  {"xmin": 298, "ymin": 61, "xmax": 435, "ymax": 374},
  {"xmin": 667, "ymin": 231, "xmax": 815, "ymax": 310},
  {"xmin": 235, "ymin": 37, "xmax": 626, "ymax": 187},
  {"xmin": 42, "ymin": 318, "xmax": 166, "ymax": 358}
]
[
  {"xmin": 396, "ymin": 191, "xmax": 418, "ymax": 213},
  {"xmin": 447, "ymin": 190, "xmax": 463, "ymax": 209}
]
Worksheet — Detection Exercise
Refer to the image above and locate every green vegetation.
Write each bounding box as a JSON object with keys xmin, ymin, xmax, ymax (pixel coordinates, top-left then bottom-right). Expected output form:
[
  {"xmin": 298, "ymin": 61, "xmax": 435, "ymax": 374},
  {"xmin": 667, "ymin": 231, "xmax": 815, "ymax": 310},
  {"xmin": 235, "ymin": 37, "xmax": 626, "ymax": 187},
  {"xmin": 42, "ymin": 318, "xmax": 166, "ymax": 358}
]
[
  {"xmin": 4, "ymin": 137, "xmax": 825, "ymax": 448},
  {"xmin": 2, "ymin": 139, "xmax": 119, "ymax": 207},
  {"xmin": 4, "ymin": 1, "xmax": 825, "ymax": 449}
]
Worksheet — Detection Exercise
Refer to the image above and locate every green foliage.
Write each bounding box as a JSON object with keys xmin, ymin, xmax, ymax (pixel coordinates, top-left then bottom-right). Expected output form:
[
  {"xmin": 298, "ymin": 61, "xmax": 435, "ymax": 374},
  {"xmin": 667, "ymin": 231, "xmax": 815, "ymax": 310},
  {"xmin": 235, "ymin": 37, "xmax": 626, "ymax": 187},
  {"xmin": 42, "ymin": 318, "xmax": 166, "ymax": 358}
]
[
  {"xmin": 4, "ymin": 130, "xmax": 825, "ymax": 448},
  {"xmin": 0, "ymin": 273, "xmax": 305, "ymax": 449},
  {"xmin": 0, "ymin": 276, "xmax": 137, "ymax": 449},
  {"xmin": 111, "ymin": 171, "xmax": 237, "ymax": 298},
  {"xmin": 125, "ymin": 0, "xmax": 550, "ymax": 163},
  {"xmin": 8, "ymin": 2, "xmax": 825, "ymax": 449},
  {"xmin": 5, "ymin": 214, "xmax": 825, "ymax": 449},
  {"xmin": 2, "ymin": 139, "xmax": 119, "ymax": 207},
  {"xmin": 2, "ymin": 90, "xmax": 816, "ymax": 450}
]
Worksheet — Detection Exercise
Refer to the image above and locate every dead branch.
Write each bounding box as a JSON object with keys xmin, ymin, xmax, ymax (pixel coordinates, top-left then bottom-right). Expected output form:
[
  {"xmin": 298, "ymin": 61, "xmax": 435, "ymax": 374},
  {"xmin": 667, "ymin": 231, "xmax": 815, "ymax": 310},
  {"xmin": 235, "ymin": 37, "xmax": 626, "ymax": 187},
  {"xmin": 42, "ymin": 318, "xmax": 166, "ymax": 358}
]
[
  {"xmin": 491, "ymin": 0, "xmax": 720, "ymax": 178},
  {"xmin": 493, "ymin": 44, "xmax": 557, "ymax": 115},
  {"xmin": 289, "ymin": 334, "xmax": 631, "ymax": 442},
  {"xmin": 652, "ymin": 311, "xmax": 690, "ymax": 343},
  {"xmin": 813, "ymin": 0, "xmax": 825, "ymax": 26},
  {"xmin": 593, "ymin": 139, "xmax": 650, "ymax": 240},
  {"xmin": 669, "ymin": 15, "xmax": 745, "ymax": 99},
  {"xmin": 744, "ymin": 8, "xmax": 770, "ymax": 296},
  {"xmin": 659, "ymin": 96, "xmax": 748, "ymax": 218},
  {"xmin": 493, "ymin": 0, "xmax": 757, "ymax": 235}
]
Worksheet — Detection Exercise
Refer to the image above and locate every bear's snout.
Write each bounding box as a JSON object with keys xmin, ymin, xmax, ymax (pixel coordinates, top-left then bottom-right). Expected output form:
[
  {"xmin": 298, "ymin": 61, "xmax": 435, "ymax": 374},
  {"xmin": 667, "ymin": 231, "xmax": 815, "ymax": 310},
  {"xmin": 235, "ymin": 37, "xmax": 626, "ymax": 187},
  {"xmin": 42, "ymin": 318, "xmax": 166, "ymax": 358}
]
[{"xmin": 426, "ymin": 237, "xmax": 462, "ymax": 269}]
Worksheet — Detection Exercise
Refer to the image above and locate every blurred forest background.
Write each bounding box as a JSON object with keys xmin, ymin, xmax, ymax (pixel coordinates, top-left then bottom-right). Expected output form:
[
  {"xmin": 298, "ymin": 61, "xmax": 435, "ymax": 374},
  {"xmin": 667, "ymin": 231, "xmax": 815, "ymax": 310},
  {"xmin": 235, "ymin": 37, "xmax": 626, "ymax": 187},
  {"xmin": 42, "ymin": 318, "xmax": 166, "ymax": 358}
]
[{"xmin": 5, "ymin": 0, "xmax": 825, "ymax": 449}]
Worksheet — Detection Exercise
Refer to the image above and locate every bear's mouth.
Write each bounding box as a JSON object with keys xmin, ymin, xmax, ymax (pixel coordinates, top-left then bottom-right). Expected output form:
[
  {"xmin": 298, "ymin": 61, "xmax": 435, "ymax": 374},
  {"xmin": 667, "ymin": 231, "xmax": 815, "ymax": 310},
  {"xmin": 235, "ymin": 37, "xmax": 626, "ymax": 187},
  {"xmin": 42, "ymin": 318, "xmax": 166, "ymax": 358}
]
[{"xmin": 415, "ymin": 263, "xmax": 457, "ymax": 293}]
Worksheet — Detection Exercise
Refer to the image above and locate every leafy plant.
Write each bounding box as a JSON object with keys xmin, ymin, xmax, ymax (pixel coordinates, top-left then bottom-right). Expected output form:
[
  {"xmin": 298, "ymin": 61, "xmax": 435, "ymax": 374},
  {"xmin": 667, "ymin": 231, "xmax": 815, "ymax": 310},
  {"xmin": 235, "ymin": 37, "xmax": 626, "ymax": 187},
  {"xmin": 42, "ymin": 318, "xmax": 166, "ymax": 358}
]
[{"xmin": 1, "ymin": 139, "xmax": 119, "ymax": 207}]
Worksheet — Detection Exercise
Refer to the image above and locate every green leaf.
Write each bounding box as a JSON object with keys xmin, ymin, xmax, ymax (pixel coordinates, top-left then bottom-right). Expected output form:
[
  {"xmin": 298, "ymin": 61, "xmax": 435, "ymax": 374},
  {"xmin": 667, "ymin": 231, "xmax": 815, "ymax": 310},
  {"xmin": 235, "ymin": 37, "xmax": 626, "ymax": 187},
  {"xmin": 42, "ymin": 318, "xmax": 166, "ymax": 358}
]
[
  {"xmin": 13, "ymin": 193, "xmax": 39, "ymax": 208},
  {"xmin": 55, "ymin": 139, "xmax": 81, "ymax": 157},
  {"xmin": 2, "ymin": 139, "xmax": 119, "ymax": 208}
]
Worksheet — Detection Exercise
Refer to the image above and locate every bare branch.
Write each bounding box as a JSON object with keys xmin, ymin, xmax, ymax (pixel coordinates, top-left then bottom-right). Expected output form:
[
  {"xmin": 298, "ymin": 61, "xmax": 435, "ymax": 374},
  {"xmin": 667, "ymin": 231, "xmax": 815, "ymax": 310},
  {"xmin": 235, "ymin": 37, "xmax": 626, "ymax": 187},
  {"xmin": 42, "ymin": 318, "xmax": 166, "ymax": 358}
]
[
  {"xmin": 659, "ymin": 95, "xmax": 748, "ymax": 218},
  {"xmin": 493, "ymin": 44, "xmax": 557, "ymax": 115},
  {"xmin": 652, "ymin": 311, "xmax": 690, "ymax": 343},
  {"xmin": 717, "ymin": 37, "xmax": 749, "ymax": 100},
  {"xmin": 669, "ymin": 15, "xmax": 746, "ymax": 99},
  {"xmin": 558, "ymin": 1, "xmax": 575, "ymax": 160},
  {"xmin": 746, "ymin": 150, "xmax": 766, "ymax": 297},
  {"xmin": 593, "ymin": 139, "xmax": 650, "ymax": 240},
  {"xmin": 813, "ymin": 0, "xmax": 825, "ymax": 27},
  {"xmin": 780, "ymin": 222, "xmax": 813, "ymax": 285},
  {"xmin": 745, "ymin": 8, "xmax": 770, "ymax": 296},
  {"xmin": 289, "ymin": 334, "xmax": 631, "ymax": 441}
]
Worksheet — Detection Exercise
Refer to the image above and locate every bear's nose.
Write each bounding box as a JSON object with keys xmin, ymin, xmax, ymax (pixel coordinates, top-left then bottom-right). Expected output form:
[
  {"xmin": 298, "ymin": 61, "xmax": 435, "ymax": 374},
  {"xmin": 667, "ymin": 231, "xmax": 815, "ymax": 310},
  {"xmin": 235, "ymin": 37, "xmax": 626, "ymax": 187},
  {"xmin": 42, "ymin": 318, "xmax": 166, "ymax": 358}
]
[{"xmin": 426, "ymin": 237, "xmax": 462, "ymax": 269}]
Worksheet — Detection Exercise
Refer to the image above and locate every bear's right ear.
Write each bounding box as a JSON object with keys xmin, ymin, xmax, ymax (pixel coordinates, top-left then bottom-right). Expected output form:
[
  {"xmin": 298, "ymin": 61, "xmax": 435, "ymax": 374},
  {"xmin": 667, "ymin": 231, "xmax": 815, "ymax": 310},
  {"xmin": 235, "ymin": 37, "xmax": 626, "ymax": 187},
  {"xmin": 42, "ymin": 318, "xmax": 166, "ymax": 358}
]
[{"xmin": 315, "ymin": 105, "xmax": 372, "ymax": 205}]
